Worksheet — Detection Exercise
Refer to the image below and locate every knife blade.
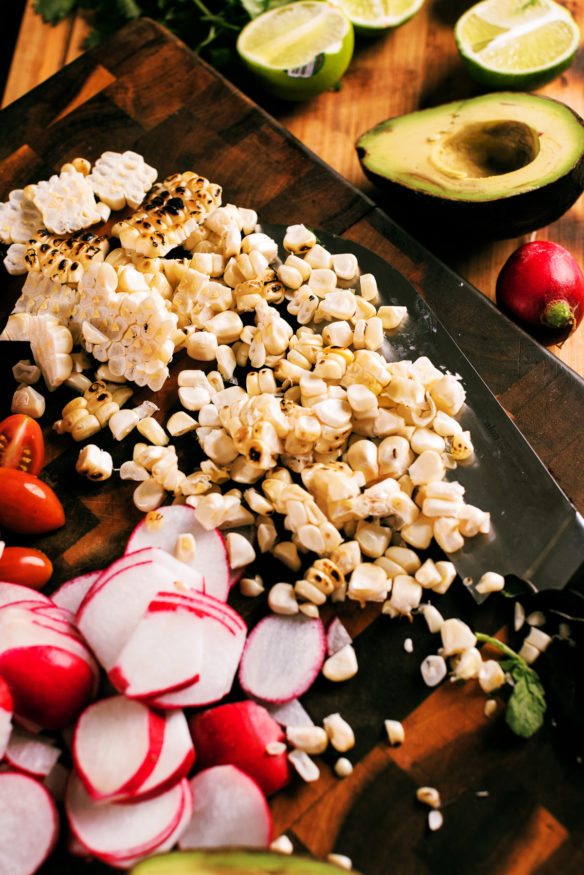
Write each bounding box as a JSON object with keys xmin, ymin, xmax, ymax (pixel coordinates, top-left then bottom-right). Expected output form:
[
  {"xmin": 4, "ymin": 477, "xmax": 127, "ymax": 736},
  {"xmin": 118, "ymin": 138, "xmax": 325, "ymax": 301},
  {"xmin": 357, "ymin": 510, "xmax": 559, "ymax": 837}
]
[{"xmin": 262, "ymin": 224, "xmax": 584, "ymax": 601}]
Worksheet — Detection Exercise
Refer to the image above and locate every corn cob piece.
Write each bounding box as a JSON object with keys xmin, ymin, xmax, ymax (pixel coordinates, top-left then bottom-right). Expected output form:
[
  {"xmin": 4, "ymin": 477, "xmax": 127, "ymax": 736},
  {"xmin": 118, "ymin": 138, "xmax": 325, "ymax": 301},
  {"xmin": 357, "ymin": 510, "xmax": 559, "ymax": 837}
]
[
  {"xmin": 24, "ymin": 167, "xmax": 110, "ymax": 235},
  {"xmin": 5, "ymin": 229, "xmax": 110, "ymax": 284},
  {"xmin": 0, "ymin": 189, "xmax": 44, "ymax": 245},
  {"xmin": 88, "ymin": 151, "xmax": 158, "ymax": 211}
]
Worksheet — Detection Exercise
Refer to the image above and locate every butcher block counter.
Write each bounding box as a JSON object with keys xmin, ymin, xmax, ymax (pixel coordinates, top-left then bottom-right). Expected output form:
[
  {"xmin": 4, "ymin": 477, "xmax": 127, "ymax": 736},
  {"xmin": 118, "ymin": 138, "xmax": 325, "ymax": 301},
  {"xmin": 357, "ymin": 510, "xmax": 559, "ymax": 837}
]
[{"xmin": 1, "ymin": 7, "xmax": 584, "ymax": 875}]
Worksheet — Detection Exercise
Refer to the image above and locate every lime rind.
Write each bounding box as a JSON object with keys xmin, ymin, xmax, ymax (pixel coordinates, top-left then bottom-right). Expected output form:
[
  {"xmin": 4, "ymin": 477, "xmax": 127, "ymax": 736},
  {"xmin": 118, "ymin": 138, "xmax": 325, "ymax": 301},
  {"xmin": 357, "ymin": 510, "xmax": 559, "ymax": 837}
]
[{"xmin": 331, "ymin": 0, "xmax": 426, "ymax": 31}]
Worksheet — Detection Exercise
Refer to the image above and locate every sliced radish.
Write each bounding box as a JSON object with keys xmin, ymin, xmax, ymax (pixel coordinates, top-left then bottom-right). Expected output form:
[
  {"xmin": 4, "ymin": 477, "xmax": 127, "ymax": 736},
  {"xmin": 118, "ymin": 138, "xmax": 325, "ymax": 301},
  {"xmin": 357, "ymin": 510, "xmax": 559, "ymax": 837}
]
[
  {"xmin": 239, "ymin": 614, "xmax": 326, "ymax": 704},
  {"xmin": 0, "ymin": 771, "xmax": 59, "ymax": 875},
  {"xmin": 0, "ymin": 676, "xmax": 13, "ymax": 759},
  {"xmin": 5, "ymin": 728, "xmax": 61, "ymax": 778},
  {"xmin": 51, "ymin": 571, "xmax": 102, "ymax": 613},
  {"xmin": 189, "ymin": 700, "xmax": 291, "ymax": 796},
  {"xmin": 179, "ymin": 764, "xmax": 272, "ymax": 850},
  {"xmin": 0, "ymin": 604, "xmax": 98, "ymax": 666},
  {"xmin": 326, "ymin": 617, "xmax": 353, "ymax": 657},
  {"xmin": 136, "ymin": 710, "xmax": 194, "ymax": 799},
  {"xmin": 73, "ymin": 696, "xmax": 166, "ymax": 802},
  {"xmin": 125, "ymin": 505, "xmax": 230, "ymax": 602},
  {"xmin": 66, "ymin": 771, "xmax": 191, "ymax": 864},
  {"xmin": 0, "ymin": 582, "xmax": 51, "ymax": 608},
  {"xmin": 263, "ymin": 697, "xmax": 315, "ymax": 728},
  {"xmin": 141, "ymin": 594, "xmax": 247, "ymax": 709},
  {"xmin": 76, "ymin": 548, "xmax": 204, "ymax": 671}
]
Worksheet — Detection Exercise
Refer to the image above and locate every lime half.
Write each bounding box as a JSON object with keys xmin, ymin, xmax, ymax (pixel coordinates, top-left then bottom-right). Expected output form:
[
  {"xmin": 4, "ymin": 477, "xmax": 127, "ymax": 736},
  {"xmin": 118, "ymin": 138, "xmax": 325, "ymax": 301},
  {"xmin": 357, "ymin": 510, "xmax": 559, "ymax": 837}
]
[
  {"xmin": 455, "ymin": 0, "xmax": 580, "ymax": 89},
  {"xmin": 237, "ymin": 1, "xmax": 354, "ymax": 101},
  {"xmin": 330, "ymin": 0, "xmax": 426, "ymax": 33}
]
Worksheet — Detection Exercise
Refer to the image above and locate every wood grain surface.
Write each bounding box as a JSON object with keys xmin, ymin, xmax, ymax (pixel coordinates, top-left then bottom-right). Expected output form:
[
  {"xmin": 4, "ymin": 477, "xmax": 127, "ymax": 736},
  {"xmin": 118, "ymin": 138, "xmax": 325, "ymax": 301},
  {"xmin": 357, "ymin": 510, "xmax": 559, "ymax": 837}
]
[
  {"xmin": 1, "ymin": 16, "xmax": 584, "ymax": 875},
  {"xmin": 4, "ymin": 0, "xmax": 584, "ymax": 380}
]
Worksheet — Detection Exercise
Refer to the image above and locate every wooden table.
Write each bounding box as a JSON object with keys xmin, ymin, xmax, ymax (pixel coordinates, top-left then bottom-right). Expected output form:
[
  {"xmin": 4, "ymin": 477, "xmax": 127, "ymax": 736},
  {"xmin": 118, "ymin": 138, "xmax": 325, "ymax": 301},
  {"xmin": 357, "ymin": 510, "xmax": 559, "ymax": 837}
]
[
  {"xmin": 4, "ymin": 0, "xmax": 584, "ymax": 379},
  {"xmin": 1, "ymin": 11, "xmax": 584, "ymax": 875}
]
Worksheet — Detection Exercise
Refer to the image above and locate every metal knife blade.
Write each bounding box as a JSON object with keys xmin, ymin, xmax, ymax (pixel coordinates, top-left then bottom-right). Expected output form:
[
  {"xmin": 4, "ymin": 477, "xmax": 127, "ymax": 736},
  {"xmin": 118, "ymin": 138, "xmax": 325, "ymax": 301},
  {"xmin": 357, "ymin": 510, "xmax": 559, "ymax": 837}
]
[{"xmin": 262, "ymin": 224, "xmax": 584, "ymax": 601}]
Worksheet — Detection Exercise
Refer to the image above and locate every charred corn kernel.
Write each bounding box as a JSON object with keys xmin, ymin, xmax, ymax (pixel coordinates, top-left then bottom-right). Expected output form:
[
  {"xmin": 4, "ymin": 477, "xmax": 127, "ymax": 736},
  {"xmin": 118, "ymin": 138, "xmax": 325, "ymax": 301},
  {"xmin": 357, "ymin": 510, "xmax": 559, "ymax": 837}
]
[
  {"xmin": 286, "ymin": 725, "xmax": 328, "ymax": 755},
  {"xmin": 410, "ymin": 428, "xmax": 446, "ymax": 455},
  {"xmin": 433, "ymin": 517, "xmax": 465, "ymax": 554},
  {"xmin": 377, "ymin": 436, "xmax": 413, "ymax": 479},
  {"xmin": 330, "ymin": 541, "xmax": 361, "ymax": 576},
  {"xmin": 430, "ymin": 375, "xmax": 466, "ymax": 416},
  {"xmin": 277, "ymin": 263, "xmax": 304, "ymax": 290},
  {"xmin": 109, "ymin": 408, "xmax": 140, "ymax": 440},
  {"xmin": 11, "ymin": 385, "xmax": 45, "ymax": 418},
  {"xmin": 348, "ymin": 563, "xmax": 389, "ymax": 606},
  {"xmin": 321, "ymin": 320, "xmax": 353, "ymax": 348},
  {"xmin": 299, "ymin": 602, "xmax": 320, "ymax": 618},
  {"xmin": 385, "ymin": 574, "xmax": 422, "ymax": 618},
  {"xmin": 433, "ymin": 560, "xmax": 456, "ymax": 594},
  {"xmin": 144, "ymin": 510, "xmax": 165, "ymax": 531},
  {"xmin": 225, "ymin": 531, "xmax": 255, "ymax": 569},
  {"xmin": 284, "ymin": 225, "xmax": 317, "ymax": 255},
  {"xmin": 475, "ymin": 571, "xmax": 505, "ymax": 595},
  {"xmin": 334, "ymin": 757, "xmax": 353, "ymax": 778},
  {"xmin": 332, "ymin": 252, "xmax": 359, "ymax": 283},
  {"xmin": 12, "ymin": 360, "xmax": 41, "ymax": 385},
  {"xmin": 268, "ymin": 582, "xmax": 299, "ymax": 615},
  {"xmin": 186, "ymin": 330, "xmax": 218, "ymax": 361},
  {"xmin": 415, "ymin": 559, "xmax": 442, "ymax": 589},
  {"xmin": 451, "ymin": 647, "xmax": 483, "ymax": 681},
  {"xmin": 378, "ymin": 304, "xmax": 407, "ymax": 329},
  {"xmin": 294, "ymin": 579, "xmax": 327, "ymax": 606},
  {"xmin": 450, "ymin": 430, "xmax": 474, "ymax": 460},
  {"xmin": 167, "ymin": 411, "xmax": 198, "ymax": 436},
  {"xmin": 316, "ymin": 290, "xmax": 357, "ymax": 322},
  {"xmin": 272, "ymin": 541, "xmax": 302, "ymax": 572},
  {"xmin": 257, "ymin": 519, "xmax": 278, "ymax": 553},
  {"xmin": 400, "ymin": 516, "xmax": 434, "ymax": 550},
  {"xmin": 175, "ymin": 532, "xmax": 196, "ymax": 563},
  {"xmin": 420, "ymin": 654, "xmax": 447, "ymax": 687},
  {"xmin": 417, "ymin": 787, "xmax": 441, "ymax": 809},
  {"xmin": 385, "ymin": 719, "xmax": 405, "ymax": 746},
  {"xmin": 241, "ymin": 232, "xmax": 278, "ymax": 262},
  {"xmin": 287, "ymin": 748, "xmax": 320, "ymax": 782},
  {"xmin": 119, "ymin": 460, "xmax": 150, "ymax": 481},
  {"xmin": 478, "ymin": 659, "xmax": 507, "ymax": 692},
  {"xmin": 270, "ymin": 835, "xmax": 294, "ymax": 855},
  {"xmin": 136, "ymin": 416, "xmax": 168, "ymax": 446},
  {"xmin": 65, "ymin": 373, "xmax": 93, "ymax": 393},
  {"xmin": 357, "ymin": 272, "xmax": 378, "ymax": 302},
  {"xmin": 133, "ymin": 479, "xmax": 167, "ymax": 512},
  {"xmin": 484, "ymin": 698, "xmax": 498, "ymax": 718},
  {"xmin": 440, "ymin": 619, "xmax": 476, "ymax": 656},
  {"xmin": 71, "ymin": 413, "xmax": 101, "ymax": 441},
  {"xmin": 240, "ymin": 575, "xmax": 265, "ymax": 597},
  {"xmin": 355, "ymin": 521, "xmax": 391, "ymax": 559},
  {"xmin": 522, "ymin": 626, "xmax": 552, "ymax": 655},
  {"xmin": 323, "ymin": 712, "xmax": 355, "ymax": 752},
  {"xmin": 322, "ymin": 644, "xmax": 358, "ymax": 682},
  {"xmin": 305, "ymin": 558, "xmax": 345, "ymax": 595},
  {"xmin": 75, "ymin": 444, "xmax": 113, "ymax": 481}
]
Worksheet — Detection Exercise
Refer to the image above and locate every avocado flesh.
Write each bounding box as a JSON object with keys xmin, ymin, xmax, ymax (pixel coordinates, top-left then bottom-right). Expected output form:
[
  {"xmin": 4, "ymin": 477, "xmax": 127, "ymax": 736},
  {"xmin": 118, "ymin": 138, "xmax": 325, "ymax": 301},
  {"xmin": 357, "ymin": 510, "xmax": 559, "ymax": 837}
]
[
  {"xmin": 130, "ymin": 850, "xmax": 360, "ymax": 875},
  {"xmin": 356, "ymin": 92, "xmax": 584, "ymax": 239}
]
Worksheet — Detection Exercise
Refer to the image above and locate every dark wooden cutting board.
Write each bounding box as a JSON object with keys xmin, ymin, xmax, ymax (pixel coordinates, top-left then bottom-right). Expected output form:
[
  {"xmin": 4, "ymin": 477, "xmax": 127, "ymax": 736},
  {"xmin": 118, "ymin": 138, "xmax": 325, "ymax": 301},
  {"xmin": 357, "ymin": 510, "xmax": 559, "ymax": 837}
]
[{"xmin": 1, "ymin": 18, "xmax": 583, "ymax": 875}]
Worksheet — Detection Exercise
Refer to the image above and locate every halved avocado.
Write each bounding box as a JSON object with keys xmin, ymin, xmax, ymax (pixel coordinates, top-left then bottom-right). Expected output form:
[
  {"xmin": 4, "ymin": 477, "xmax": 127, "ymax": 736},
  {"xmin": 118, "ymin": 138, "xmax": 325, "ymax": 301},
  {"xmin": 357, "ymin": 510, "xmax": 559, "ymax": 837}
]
[
  {"xmin": 130, "ymin": 849, "xmax": 361, "ymax": 874},
  {"xmin": 356, "ymin": 92, "xmax": 584, "ymax": 240}
]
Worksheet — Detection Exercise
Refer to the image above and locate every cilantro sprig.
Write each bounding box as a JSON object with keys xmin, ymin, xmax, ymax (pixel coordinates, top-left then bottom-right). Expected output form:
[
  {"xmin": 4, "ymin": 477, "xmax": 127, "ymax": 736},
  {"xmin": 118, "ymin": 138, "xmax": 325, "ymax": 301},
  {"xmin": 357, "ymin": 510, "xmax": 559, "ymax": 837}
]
[
  {"xmin": 476, "ymin": 632, "xmax": 546, "ymax": 739},
  {"xmin": 33, "ymin": 0, "xmax": 289, "ymax": 69}
]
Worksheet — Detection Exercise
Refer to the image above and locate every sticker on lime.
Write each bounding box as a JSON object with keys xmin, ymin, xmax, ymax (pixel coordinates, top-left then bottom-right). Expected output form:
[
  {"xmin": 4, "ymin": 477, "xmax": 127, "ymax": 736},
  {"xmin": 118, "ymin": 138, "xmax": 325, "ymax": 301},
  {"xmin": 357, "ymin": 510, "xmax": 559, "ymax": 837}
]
[{"xmin": 286, "ymin": 53, "xmax": 325, "ymax": 79}]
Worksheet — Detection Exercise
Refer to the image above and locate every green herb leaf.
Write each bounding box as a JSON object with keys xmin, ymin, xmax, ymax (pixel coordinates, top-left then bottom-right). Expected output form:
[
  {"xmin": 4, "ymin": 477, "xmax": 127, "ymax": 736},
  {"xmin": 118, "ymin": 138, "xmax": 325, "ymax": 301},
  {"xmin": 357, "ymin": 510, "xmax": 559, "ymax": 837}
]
[
  {"xmin": 34, "ymin": 0, "xmax": 79, "ymax": 23},
  {"xmin": 476, "ymin": 632, "xmax": 547, "ymax": 738}
]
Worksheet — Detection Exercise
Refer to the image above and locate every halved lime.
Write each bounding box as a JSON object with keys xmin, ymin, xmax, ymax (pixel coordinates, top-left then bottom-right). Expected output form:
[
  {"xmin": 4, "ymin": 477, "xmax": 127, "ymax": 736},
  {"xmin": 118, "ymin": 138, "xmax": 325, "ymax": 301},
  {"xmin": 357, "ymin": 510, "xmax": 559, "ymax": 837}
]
[
  {"xmin": 330, "ymin": 0, "xmax": 426, "ymax": 33},
  {"xmin": 236, "ymin": 1, "xmax": 354, "ymax": 101},
  {"xmin": 455, "ymin": 0, "xmax": 580, "ymax": 89}
]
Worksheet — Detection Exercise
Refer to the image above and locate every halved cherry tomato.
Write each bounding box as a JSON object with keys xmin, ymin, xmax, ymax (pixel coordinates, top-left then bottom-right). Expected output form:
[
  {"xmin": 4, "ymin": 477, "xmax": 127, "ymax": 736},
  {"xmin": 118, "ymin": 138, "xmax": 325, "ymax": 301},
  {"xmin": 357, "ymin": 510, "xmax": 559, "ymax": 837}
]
[
  {"xmin": 0, "ymin": 414, "xmax": 44, "ymax": 476},
  {"xmin": 0, "ymin": 546, "xmax": 53, "ymax": 590},
  {"xmin": 0, "ymin": 469, "xmax": 65, "ymax": 535}
]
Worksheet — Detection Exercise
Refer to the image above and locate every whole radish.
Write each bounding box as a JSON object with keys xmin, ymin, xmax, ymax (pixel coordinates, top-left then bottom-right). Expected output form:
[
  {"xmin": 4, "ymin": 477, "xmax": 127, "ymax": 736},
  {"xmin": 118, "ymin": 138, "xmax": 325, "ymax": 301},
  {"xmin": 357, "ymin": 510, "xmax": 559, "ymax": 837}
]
[{"xmin": 496, "ymin": 241, "xmax": 584, "ymax": 345}]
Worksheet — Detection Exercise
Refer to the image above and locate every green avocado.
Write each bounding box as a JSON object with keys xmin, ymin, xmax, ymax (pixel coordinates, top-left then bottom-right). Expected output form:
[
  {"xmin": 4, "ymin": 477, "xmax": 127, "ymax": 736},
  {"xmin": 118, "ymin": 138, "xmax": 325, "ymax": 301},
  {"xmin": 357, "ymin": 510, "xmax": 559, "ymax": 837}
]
[
  {"xmin": 130, "ymin": 850, "xmax": 361, "ymax": 875},
  {"xmin": 356, "ymin": 92, "xmax": 584, "ymax": 240}
]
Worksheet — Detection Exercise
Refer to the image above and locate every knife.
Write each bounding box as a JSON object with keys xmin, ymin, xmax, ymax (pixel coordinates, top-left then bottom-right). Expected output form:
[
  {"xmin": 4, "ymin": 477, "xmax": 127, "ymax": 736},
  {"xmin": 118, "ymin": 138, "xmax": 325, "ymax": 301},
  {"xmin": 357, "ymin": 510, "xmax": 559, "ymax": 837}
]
[{"xmin": 262, "ymin": 224, "xmax": 584, "ymax": 602}]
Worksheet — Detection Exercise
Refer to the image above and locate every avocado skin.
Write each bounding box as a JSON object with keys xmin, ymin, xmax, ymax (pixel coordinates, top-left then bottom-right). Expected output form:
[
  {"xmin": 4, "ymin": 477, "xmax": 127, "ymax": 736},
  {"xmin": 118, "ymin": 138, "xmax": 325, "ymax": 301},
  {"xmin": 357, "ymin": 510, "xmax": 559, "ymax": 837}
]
[
  {"xmin": 356, "ymin": 94, "xmax": 584, "ymax": 241},
  {"xmin": 130, "ymin": 849, "xmax": 361, "ymax": 875}
]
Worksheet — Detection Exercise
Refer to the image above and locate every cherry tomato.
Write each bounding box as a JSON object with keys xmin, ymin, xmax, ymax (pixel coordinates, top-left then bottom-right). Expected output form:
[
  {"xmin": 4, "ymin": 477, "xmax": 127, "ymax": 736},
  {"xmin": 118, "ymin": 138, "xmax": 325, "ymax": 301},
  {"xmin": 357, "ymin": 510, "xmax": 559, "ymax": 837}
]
[
  {"xmin": 0, "ymin": 546, "xmax": 53, "ymax": 590},
  {"xmin": 0, "ymin": 469, "xmax": 65, "ymax": 535},
  {"xmin": 0, "ymin": 414, "xmax": 45, "ymax": 476}
]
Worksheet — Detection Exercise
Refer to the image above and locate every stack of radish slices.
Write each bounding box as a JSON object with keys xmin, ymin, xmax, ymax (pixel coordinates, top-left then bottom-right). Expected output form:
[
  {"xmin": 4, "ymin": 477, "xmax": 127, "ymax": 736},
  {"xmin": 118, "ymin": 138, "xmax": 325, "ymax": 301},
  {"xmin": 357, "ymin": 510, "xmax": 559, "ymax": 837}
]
[{"xmin": 0, "ymin": 504, "xmax": 329, "ymax": 872}]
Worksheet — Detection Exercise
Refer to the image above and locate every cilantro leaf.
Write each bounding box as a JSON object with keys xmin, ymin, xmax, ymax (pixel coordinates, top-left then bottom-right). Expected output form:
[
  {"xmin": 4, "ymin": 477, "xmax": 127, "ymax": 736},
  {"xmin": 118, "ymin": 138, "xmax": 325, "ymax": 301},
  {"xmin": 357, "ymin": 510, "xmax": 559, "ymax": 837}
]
[
  {"xmin": 476, "ymin": 632, "xmax": 547, "ymax": 739},
  {"xmin": 34, "ymin": 0, "xmax": 79, "ymax": 23}
]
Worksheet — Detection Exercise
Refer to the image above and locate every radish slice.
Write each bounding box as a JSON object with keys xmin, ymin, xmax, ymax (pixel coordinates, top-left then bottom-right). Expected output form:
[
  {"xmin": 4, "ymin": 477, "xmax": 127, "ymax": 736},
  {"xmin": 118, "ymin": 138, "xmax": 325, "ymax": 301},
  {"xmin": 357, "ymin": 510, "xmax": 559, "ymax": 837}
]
[
  {"xmin": 73, "ymin": 697, "xmax": 166, "ymax": 802},
  {"xmin": 179, "ymin": 764, "xmax": 272, "ymax": 850},
  {"xmin": 76, "ymin": 548, "xmax": 204, "ymax": 671},
  {"xmin": 51, "ymin": 571, "xmax": 102, "ymax": 613},
  {"xmin": 0, "ymin": 582, "xmax": 51, "ymax": 608},
  {"xmin": 108, "ymin": 606, "xmax": 205, "ymax": 699},
  {"xmin": 326, "ymin": 617, "xmax": 353, "ymax": 657},
  {"xmin": 142, "ymin": 594, "xmax": 246, "ymax": 709},
  {"xmin": 5, "ymin": 729, "xmax": 61, "ymax": 778},
  {"xmin": 136, "ymin": 710, "xmax": 194, "ymax": 799},
  {"xmin": 125, "ymin": 505, "xmax": 230, "ymax": 602},
  {"xmin": 0, "ymin": 676, "xmax": 13, "ymax": 759},
  {"xmin": 0, "ymin": 771, "xmax": 59, "ymax": 875},
  {"xmin": 239, "ymin": 614, "xmax": 326, "ymax": 704},
  {"xmin": 66, "ymin": 771, "xmax": 191, "ymax": 864},
  {"xmin": 263, "ymin": 698, "xmax": 315, "ymax": 729},
  {"xmin": 0, "ymin": 604, "xmax": 98, "ymax": 665}
]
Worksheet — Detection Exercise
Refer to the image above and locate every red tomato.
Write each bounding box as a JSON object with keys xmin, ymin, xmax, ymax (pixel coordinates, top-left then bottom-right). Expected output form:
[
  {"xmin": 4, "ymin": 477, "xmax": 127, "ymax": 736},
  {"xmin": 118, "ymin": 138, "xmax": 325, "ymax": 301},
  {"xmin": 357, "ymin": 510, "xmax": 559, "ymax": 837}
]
[
  {"xmin": 0, "ymin": 547, "xmax": 53, "ymax": 590},
  {"xmin": 0, "ymin": 469, "xmax": 65, "ymax": 535},
  {"xmin": 0, "ymin": 415, "xmax": 45, "ymax": 476}
]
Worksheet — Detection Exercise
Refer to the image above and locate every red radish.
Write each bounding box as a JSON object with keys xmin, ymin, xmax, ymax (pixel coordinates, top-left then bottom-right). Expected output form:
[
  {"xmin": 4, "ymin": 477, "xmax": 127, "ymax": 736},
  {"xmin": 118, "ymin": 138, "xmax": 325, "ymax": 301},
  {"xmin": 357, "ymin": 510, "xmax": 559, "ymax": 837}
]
[
  {"xmin": 73, "ymin": 697, "xmax": 166, "ymax": 801},
  {"xmin": 125, "ymin": 505, "xmax": 230, "ymax": 601},
  {"xmin": 239, "ymin": 614, "xmax": 326, "ymax": 704},
  {"xmin": 65, "ymin": 771, "xmax": 191, "ymax": 866},
  {"xmin": 136, "ymin": 710, "xmax": 194, "ymax": 799},
  {"xmin": 0, "ymin": 771, "xmax": 59, "ymax": 875},
  {"xmin": 0, "ymin": 581, "xmax": 51, "ymax": 608},
  {"xmin": 5, "ymin": 728, "xmax": 61, "ymax": 778},
  {"xmin": 178, "ymin": 764, "xmax": 272, "ymax": 850},
  {"xmin": 137, "ymin": 594, "xmax": 247, "ymax": 709},
  {"xmin": 326, "ymin": 617, "xmax": 353, "ymax": 656},
  {"xmin": 76, "ymin": 548, "xmax": 204, "ymax": 671},
  {"xmin": 496, "ymin": 240, "xmax": 584, "ymax": 345},
  {"xmin": 264, "ymin": 697, "xmax": 315, "ymax": 728},
  {"xmin": 0, "ymin": 676, "xmax": 13, "ymax": 758},
  {"xmin": 189, "ymin": 700, "xmax": 291, "ymax": 796},
  {"xmin": 51, "ymin": 570, "xmax": 102, "ymax": 613}
]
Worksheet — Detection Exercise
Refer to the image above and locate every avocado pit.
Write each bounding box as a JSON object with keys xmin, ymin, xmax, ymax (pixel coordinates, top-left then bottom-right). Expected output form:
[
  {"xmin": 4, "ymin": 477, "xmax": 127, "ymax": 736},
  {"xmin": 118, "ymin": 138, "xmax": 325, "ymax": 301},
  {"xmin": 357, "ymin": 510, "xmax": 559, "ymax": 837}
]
[{"xmin": 430, "ymin": 120, "xmax": 540, "ymax": 180}]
